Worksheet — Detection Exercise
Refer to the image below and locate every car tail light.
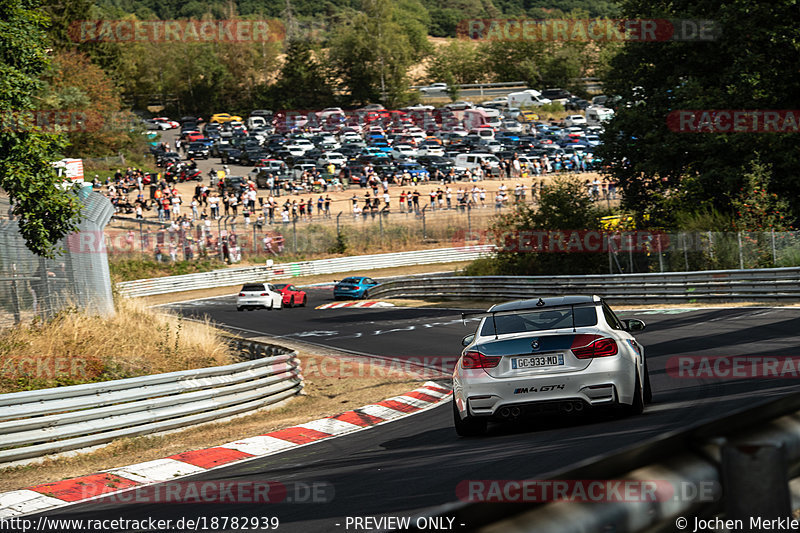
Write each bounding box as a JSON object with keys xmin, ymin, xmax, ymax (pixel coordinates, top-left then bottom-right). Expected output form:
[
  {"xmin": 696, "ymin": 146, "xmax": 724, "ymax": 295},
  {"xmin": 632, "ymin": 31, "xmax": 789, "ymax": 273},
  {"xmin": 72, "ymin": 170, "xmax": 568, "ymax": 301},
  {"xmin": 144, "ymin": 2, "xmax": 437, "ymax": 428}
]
[
  {"xmin": 461, "ymin": 351, "xmax": 501, "ymax": 369},
  {"xmin": 238, "ymin": 293, "xmax": 245, "ymax": 296},
  {"xmin": 260, "ymin": 293, "xmax": 268, "ymax": 296},
  {"xmin": 572, "ymin": 338, "xmax": 618, "ymax": 359}
]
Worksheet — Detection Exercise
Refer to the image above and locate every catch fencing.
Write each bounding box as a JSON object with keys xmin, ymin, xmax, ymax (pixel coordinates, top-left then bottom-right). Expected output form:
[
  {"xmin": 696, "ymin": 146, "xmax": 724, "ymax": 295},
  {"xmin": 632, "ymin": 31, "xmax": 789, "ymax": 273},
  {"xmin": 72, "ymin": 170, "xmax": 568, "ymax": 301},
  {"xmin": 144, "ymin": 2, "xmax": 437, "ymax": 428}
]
[
  {"xmin": 368, "ymin": 267, "xmax": 800, "ymax": 303},
  {"xmin": 0, "ymin": 337, "xmax": 301, "ymax": 465},
  {"xmin": 0, "ymin": 192, "xmax": 115, "ymax": 326},
  {"xmin": 115, "ymin": 245, "xmax": 494, "ymax": 298}
]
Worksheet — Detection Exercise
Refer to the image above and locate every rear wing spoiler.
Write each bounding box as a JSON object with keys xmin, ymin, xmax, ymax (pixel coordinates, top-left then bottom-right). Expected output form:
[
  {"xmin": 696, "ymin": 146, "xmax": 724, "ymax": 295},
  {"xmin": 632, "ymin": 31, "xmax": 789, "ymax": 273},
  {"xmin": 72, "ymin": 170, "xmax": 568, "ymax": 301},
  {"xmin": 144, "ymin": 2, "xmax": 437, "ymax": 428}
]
[{"xmin": 461, "ymin": 299, "xmax": 603, "ymax": 336}]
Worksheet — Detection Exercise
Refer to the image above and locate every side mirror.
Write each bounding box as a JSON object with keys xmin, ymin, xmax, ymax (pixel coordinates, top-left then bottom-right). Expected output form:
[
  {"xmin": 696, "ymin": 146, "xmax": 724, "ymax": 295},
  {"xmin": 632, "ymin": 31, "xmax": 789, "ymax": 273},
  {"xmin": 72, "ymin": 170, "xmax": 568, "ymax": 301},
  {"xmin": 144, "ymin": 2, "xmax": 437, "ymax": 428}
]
[
  {"xmin": 461, "ymin": 334, "xmax": 475, "ymax": 347},
  {"xmin": 624, "ymin": 319, "xmax": 646, "ymax": 332}
]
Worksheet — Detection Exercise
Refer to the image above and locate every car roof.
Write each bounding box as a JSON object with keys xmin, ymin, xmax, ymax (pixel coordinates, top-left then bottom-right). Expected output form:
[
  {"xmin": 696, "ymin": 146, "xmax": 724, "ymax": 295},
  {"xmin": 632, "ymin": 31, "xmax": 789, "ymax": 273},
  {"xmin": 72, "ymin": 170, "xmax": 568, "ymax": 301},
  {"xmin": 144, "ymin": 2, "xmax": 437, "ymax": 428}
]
[{"xmin": 489, "ymin": 295, "xmax": 600, "ymax": 313}]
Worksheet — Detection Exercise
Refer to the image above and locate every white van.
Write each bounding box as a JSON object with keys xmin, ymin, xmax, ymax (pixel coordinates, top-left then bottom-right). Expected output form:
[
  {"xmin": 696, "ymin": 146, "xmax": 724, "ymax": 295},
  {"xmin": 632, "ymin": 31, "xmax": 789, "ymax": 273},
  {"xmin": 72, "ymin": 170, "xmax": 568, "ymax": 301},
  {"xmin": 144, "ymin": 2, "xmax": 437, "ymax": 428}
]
[
  {"xmin": 585, "ymin": 106, "xmax": 614, "ymax": 125},
  {"xmin": 508, "ymin": 90, "xmax": 552, "ymax": 108},
  {"xmin": 247, "ymin": 116, "xmax": 267, "ymax": 130},
  {"xmin": 454, "ymin": 153, "xmax": 501, "ymax": 173}
]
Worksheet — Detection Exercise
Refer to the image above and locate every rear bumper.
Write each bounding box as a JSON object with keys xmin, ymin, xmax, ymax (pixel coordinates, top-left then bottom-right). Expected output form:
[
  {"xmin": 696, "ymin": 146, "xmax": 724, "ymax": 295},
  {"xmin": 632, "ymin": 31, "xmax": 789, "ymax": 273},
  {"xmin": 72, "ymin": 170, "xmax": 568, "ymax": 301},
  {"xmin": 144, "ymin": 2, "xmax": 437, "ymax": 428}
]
[
  {"xmin": 454, "ymin": 357, "xmax": 635, "ymax": 419},
  {"xmin": 333, "ymin": 289, "xmax": 363, "ymax": 299}
]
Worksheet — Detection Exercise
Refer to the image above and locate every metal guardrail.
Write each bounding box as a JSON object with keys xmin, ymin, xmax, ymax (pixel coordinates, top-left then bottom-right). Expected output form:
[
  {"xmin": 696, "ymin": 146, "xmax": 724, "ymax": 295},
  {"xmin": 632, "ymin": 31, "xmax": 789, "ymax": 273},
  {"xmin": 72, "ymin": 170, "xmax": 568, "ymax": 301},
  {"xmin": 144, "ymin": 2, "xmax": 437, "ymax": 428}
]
[
  {"xmin": 410, "ymin": 81, "xmax": 528, "ymax": 90},
  {"xmin": 0, "ymin": 337, "xmax": 302, "ymax": 465},
  {"xmin": 115, "ymin": 246, "xmax": 494, "ymax": 298},
  {"xmin": 405, "ymin": 388, "xmax": 800, "ymax": 532},
  {"xmin": 369, "ymin": 267, "xmax": 800, "ymax": 303}
]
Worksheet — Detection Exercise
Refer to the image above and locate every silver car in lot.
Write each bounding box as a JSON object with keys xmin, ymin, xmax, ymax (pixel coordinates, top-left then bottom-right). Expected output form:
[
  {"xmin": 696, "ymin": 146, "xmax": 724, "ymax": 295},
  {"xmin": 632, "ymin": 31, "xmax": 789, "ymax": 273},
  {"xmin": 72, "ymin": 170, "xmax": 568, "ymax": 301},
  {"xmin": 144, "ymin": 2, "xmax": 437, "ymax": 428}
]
[
  {"xmin": 453, "ymin": 295, "xmax": 651, "ymax": 436},
  {"xmin": 236, "ymin": 283, "xmax": 283, "ymax": 311}
]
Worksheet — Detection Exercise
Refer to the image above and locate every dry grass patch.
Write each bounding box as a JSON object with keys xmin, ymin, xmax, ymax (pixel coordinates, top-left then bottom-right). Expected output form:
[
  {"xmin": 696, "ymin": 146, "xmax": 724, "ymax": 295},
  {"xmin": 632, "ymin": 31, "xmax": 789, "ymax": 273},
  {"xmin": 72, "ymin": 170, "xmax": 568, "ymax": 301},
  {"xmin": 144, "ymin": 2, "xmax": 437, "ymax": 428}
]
[
  {"xmin": 0, "ymin": 351, "xmax": 434, "ymax": 492},
  {"xmin": 0, "ymin": 298, "xmax": 234, "ymax": 394}
]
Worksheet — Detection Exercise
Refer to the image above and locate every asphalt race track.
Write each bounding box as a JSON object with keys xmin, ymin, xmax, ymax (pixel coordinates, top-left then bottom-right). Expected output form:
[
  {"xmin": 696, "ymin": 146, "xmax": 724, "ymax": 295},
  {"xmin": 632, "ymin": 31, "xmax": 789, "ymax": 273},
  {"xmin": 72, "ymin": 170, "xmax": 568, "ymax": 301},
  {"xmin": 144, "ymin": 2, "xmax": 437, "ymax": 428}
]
[{"xmin": 27, "ymin": 288, "xmax": 800, "ymax": 532}]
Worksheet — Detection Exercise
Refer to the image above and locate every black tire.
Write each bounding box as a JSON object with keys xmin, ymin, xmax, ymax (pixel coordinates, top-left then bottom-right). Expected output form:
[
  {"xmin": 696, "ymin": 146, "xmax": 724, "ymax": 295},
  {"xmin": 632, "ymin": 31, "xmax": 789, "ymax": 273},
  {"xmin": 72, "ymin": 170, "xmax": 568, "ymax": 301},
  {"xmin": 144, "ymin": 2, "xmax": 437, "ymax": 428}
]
[
  {"xmin": 362, "ymin": 290, "xmax": 370, "ymax": 300},
  {"xmin": 643, "ymin": 360, "xmax": 653, "ymax": 404},
  {"xmin": 267, "ymin": 303, "xmax": 273, "ymax": 311},
  {"xmin": 300, "ymin": 295, "xmax": 307, "ymax": 307},
  {"xmin": 453, "ymin": 398, "xmax": 488, "ymax": 437},
  {"xmin": 623, "ymin": 374, "xmax": 644, "ymax": 416},
  {"xmin": 237, "ymin": 307, "xmax": 243, "ymax": 312},
  {"xmin": 286, "ymin": 299, "xmax": 293, "ymax": 308}
]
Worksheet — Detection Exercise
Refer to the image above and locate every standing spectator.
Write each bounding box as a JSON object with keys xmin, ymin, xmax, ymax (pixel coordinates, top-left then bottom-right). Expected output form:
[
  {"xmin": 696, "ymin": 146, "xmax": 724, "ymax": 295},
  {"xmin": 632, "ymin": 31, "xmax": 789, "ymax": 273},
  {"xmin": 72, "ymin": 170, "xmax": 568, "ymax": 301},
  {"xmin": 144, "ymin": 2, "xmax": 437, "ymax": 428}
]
[
  {"xmin": 229, "ymin": 193, "xmax": 238, "ymax": 216},
  {"xmin": 209, "ymin": 193, "xmax": 220, "ymax": 219},
  {"xmin": 399, "ymin": 190, "xmax": 407, "ymax": 212}
]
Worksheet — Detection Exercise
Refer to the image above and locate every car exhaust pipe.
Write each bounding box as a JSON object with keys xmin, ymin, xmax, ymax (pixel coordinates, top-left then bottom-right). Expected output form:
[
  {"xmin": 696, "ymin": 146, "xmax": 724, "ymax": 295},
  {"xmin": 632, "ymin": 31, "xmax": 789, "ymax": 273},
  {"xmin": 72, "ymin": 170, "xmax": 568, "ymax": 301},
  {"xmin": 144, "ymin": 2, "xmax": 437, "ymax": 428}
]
[
  {"xmin": 500, "ymin": 408, "xmax": 511, "ymax": 418},
  {"xmin": 510, "ymin": 407, "xmax": 521, "ymax": 417},
  {"xmin": 561, "ymin": 402, "xmax": 574, "ymax": 413},
  {"xmin": 574, "ymin": 402, "xmax": 584, "ymax": 412}
]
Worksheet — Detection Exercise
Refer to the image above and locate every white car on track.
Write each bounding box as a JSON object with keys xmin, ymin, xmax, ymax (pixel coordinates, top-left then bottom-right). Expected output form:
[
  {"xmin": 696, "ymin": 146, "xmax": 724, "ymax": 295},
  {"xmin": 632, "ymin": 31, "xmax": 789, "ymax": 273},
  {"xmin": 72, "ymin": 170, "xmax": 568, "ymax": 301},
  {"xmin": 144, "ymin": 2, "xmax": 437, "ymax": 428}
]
[
  {"xmin": 236, "ymin": 283, "xmax": 283, "ymax": 311},
  {"xmin": 453, "ymin": 295, "xmax": 651, "ymax": 436}
]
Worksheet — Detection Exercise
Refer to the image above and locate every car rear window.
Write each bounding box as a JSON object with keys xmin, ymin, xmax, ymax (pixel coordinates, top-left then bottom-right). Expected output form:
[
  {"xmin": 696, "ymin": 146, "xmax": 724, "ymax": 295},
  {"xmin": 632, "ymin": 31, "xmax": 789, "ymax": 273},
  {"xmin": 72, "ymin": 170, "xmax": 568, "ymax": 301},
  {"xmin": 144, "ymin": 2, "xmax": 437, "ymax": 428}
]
[
  {"xmin": 340, "ymin": 278, "xmax": 358, "ymax": 283},
  {"xmin": 480, "ymin": 306, "xmax": 598, "ymax": 336},
  {"xmin": 241, "ymin": 284, "xmax": 265, "ymax": 292}
]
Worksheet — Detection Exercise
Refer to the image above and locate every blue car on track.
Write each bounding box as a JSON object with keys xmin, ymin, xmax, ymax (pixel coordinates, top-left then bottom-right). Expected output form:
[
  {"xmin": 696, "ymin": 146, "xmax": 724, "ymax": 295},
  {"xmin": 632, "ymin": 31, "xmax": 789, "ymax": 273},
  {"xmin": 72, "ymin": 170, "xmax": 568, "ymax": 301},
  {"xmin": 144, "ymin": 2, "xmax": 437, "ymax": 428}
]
[{"xmin": 333, "ymin": 277, "xmax": 379, "ymax": 300}]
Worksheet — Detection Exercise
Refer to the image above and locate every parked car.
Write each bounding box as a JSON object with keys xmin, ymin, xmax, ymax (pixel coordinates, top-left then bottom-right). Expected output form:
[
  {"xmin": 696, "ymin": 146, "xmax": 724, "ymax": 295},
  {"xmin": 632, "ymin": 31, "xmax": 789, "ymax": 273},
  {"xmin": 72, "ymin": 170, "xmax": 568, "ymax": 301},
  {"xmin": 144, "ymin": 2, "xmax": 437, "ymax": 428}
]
[
  {"xmin": 540, "ymin": 88, "xmax": 572, "ymax": 105},
  {"xmin": 224, "ymin": 175, "xmax": 247, "ymax": 193},
  {"xmin": 418, "ymin": 82, "xmax": 449, "ymax": 95},
  {"xmin": 317, "ymin": 152, "xmax": 347, "ymax": 168},
  {"xmin": 273, "ymin": 283, "xmax": 308, "ymax": 307},
  {"xmin": 236, "ymin": 283, "xmax": 283, "ymax": 311},
  {"xmin": 185, "ymin": 142, "xmax": 210, "ymax": 159},
  {"xmin": 565, "ymin": 115, "xmax": 588, "ymax": 127},
  {"xmin": 333, "ymin": 276, "xmax": 379, "ymax": 300}
]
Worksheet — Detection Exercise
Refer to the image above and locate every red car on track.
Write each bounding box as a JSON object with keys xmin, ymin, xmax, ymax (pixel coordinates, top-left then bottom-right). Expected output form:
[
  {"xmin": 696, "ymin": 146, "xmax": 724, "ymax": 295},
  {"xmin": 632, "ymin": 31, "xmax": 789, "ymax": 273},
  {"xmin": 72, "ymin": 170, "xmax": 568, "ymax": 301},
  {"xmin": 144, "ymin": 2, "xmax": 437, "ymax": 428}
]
[{"xmin": 273, "ymin": 283, "xmax": 308, "ymax": 307}]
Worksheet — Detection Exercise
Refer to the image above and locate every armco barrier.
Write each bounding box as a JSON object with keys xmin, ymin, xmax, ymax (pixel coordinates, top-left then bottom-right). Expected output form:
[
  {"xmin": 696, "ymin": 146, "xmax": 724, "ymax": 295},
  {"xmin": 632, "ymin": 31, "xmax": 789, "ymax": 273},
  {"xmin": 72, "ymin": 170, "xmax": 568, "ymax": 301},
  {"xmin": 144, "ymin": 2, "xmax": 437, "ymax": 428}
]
[
  {"xmin": 115, "ymin": 246, "xmax": 494, "ymax": 298},
  {"xmin": 0, "ymin": 338, "xmax": 301, "ymax": 465},
  {"xmin": 369, "ymin": 266, "xmax": 800, "ymax": 303},
  {"xmin": 404, "ymin": 388, "xmax": 800, "ymax": 532}
]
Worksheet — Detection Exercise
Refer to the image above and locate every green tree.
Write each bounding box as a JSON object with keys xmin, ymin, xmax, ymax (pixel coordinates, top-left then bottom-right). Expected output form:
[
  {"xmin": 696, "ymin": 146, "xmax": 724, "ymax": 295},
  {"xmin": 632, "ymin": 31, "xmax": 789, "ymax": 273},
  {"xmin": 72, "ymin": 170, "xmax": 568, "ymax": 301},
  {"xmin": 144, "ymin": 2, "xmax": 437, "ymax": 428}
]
[
  {"xmin": 427, "ymin": 40, "xmax": 486, "ymax": 85},
  {"xmin": 0, "ymin": 0, "xmax": 82, "ymax": 257},
  {"xmin": 328, "ymin": 0, "xmax": 428, "ymax": 107},
  {"xmin": 262, "ymin": 39, "xmax": 335, "ymax": 109},
  {"xmin": 731, "ymin": 158, "xmax": 793, "ymax": 232},
  {"xmin": 38, "ymin": 50, "xmax": 138, "ymax": 158},
  {"xmin": 479, "ymin": 40, "xmax": 547, "ymax": 87},
  {"xmin": 598, "ymin": 0, "xmax": 800, "ymax": 228},
  {"xmin": 472, "ymin": 176, "xmax": 610, "ymax": 275}
]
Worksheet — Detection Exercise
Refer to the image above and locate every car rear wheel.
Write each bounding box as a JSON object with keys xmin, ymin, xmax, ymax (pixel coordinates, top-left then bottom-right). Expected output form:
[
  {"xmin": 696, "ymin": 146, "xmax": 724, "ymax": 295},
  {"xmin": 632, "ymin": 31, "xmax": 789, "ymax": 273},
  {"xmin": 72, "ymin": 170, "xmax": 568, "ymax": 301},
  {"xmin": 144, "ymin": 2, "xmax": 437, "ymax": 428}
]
[
  {"xmin": 286, "ymin": 299, "xmax": 293, "ymax": 308},
  {"xmin": 362, "ymin": 290, "xmax": 370, "ymax": 299},
  {"xmin": 453, "ymin": 398, "xmax": 487, "ymax": 437},
  {"xmin": 643, "ymin": 361, "xmax": 653, "ymax": 404},
  {"xmin": 237, "ymin": 307, "xmax": 243, "ymax": 312},
  {"xmin": 300, "ymin": 295, "xmax": 307, "ymax": 307},
  {"xmin": 623, "ymin": 374, "xmax": 644, "ymax": 416}
]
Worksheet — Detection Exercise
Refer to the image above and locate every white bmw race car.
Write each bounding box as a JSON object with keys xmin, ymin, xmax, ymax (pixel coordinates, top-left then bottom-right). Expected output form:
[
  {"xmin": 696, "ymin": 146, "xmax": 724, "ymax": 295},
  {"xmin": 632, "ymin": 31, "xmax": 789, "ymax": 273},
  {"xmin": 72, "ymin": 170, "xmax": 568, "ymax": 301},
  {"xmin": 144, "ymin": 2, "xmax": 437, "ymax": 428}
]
[
  {"xmin": 453, "ymin": 295, "xmax": 652, "ymax": 436},
  {"xmin": 236, "ymin": 283, "xmax": 283, "ymax": 311}
]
